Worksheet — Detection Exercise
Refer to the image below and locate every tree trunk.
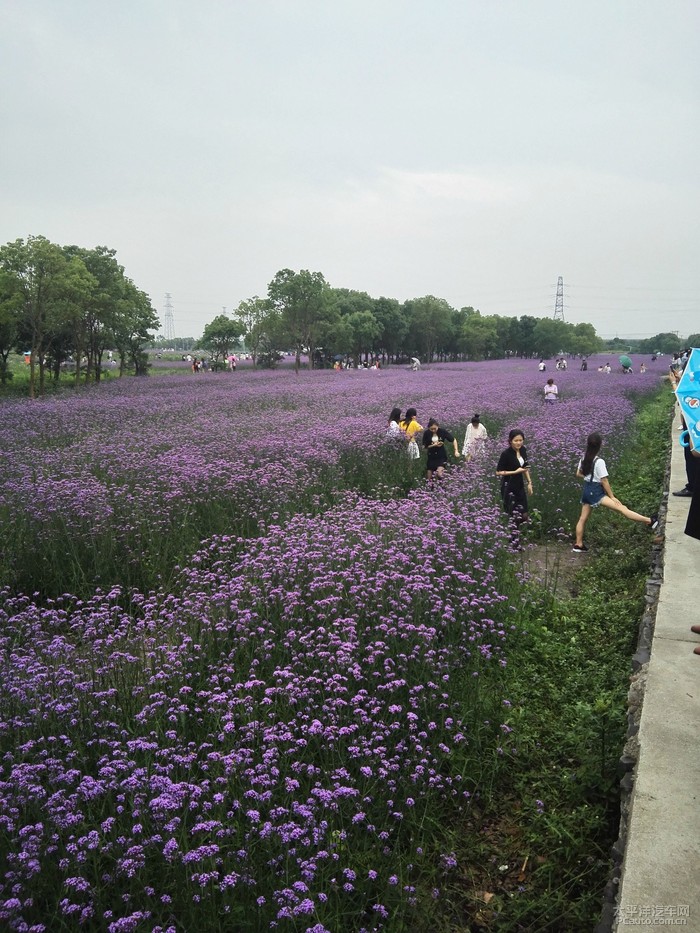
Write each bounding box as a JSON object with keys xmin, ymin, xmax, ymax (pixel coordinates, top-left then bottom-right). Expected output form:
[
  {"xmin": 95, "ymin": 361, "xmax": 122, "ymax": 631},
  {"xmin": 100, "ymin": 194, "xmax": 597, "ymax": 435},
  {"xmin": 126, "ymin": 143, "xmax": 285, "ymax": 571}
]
[{"xmin": 28, "ymin": 352, "xmax": 36, "ymax": 399}]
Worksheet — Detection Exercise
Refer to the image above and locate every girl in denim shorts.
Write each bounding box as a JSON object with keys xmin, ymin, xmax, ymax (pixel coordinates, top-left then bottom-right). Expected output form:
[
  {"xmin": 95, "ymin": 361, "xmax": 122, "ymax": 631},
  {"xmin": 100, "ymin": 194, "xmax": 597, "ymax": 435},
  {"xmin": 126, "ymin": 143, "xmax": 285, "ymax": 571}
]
[{"xmin": 572, "ymin": 432, "xmax": 659, "ymax": 552}]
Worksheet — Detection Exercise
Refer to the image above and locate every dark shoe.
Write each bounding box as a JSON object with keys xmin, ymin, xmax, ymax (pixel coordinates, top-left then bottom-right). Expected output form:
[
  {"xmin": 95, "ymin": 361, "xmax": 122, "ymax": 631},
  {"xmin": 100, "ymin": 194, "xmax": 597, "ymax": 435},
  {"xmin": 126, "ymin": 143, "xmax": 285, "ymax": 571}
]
[
  {"xmin": 691, "ymin": 625, "xmax": 700, "ymax": 636},
  {"xmin": 672, "ymin": 488, "xmax": 693, "ymax": 497},
  {"xmin": 649, "ymin": 514, "xmax": 660, "ymax": 532},
  {"xmin": 572, "ymin": 544, "xmax": 588, "ymax": 553}
]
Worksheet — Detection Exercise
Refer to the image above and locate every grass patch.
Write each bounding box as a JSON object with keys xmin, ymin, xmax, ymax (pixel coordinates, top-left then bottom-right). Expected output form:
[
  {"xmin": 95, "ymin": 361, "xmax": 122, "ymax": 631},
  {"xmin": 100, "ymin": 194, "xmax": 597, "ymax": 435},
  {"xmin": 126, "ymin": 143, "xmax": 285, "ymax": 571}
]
[{"xmin": 440, "ymin": 384, "xmax": 673, "ymax": 931}]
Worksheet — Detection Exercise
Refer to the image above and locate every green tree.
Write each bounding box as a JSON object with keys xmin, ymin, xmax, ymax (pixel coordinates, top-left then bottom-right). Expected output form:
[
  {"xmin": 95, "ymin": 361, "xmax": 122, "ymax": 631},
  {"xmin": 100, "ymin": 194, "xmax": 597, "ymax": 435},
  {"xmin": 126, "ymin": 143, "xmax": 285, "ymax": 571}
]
[
  {"xmin": 373, "ymin": 296, "xmax": 407, "ymax": 362},
  {"xmin": 113, "ymin": 281, "xmax": 160, "ymax": 375},
  {"xmin": 66, "ymin": 246, "xmax": 130, "ymax": 382},
  {"xmin": 325, "ymin": 316, "xmax": 354, "ymax": 360},
  {"xmin": 233, "ymin": 296, "xmax": 270, "ymax": 366},
  {"xmin": 0, "ymin": 271, "xmax": 23, "ymax": 384},
  {"xmin": 459, "ymin": 311, "xmax": 499, "ymax": 361},
  {"xmin": 510, "ymin": 315, "xmax": 539, "ymax": 358},
  {"xmin": 532, "ymin": 318, "xmax": 573, "ymax": 358},
  {"xmin": 331, "ymin": 288, "xmax": 374, "ymax": 317},
  {"xmin": 404, "ymin": 296, "xmax": 455, "ymax": 363},
  {"xmin": 685, "ymin": 334, "xmax": 700, "ymax": 348},
  {"xmin": 198, "ymin": 314, "xmax": 244, "ymax": 363},
  {"xmin": 0, "ymin": 236, "xmax": 76, "ymax": 397},
  {"xmin": 47, "ymin": 254, "xmax": 97, "ymax": 384},
  {"xmin": 569, "ymin": 322, "xmax": 603, "ymax": 357},
  {"xmin": 638, "ymin": 332, "xmax": 682, "ymax": 355},
  {"xmin": 345, "ymin": 310, "xmax": 381, "ymax": 364},
  {"xmin": 267, "ymin": 269, "xmax": 335, "ymax": 370}
]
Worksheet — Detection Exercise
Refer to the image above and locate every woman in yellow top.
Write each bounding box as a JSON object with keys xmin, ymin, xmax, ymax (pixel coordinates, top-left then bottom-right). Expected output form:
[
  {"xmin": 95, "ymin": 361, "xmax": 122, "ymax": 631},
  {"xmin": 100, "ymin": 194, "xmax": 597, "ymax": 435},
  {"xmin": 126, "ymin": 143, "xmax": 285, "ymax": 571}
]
[{"xmin": 399, "ymin": 407, "xmax": 423, "ymax": 459}]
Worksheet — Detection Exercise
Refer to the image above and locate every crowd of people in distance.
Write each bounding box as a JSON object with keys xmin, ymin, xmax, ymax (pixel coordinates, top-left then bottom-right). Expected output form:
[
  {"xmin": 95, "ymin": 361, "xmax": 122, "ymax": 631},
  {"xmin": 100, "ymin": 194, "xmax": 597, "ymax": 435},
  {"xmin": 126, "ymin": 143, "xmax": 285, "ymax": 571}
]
[{"xmin": 334, "ymin": 358, "xmax": 382, "ymax": 370}]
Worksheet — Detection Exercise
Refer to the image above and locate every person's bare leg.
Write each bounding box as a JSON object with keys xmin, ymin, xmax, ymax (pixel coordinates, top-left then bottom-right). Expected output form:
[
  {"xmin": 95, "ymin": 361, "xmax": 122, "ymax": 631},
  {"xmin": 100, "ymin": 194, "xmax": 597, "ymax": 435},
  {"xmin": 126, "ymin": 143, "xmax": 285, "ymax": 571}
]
[
  {"xmin": 575, "ymin": 504, "xmax": 592, "ymax": 546},
  {"xmin": 599, "ymin": 496, "xmax": 650, "ymax": 524}
]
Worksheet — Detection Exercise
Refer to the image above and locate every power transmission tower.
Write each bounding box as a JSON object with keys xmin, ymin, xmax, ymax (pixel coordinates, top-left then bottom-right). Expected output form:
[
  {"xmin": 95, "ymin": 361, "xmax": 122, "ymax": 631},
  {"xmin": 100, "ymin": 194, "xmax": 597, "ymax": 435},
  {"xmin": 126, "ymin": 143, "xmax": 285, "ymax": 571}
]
[
  {"xmin": 553, "ymin": 277, "xmax": 565, "ymax": 321},
  {"xmin": 163, "ymin": 293, "xmax": 175, "ymax": 341}
]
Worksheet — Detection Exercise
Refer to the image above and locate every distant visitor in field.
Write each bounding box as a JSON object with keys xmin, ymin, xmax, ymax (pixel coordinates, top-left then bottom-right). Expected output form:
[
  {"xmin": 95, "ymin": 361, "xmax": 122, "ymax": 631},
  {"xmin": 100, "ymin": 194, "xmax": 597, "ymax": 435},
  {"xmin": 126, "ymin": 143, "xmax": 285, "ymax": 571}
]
[
  {"xmin": 496, "ymin": 429, "xmax": 533, "ymax": 530},
  {"xmin": 462, "ymin": 414, "xmax": 488, "ymax": 460},
  {"xmin": 538, "ymin": 359, "xmax": 546, "ymax": 372},
  {"xmin": 572, "ymin": 432, "xmax": 659, "ymax": 553},
  {"xmin": 544, "ymin": 378, "xmax": 559, "ymax": 403},
  {"xmin": 423, "ymin": 418, "xmax": 459, "ymax": 482},
  {"xmin": 580, "ymin": 358, "xmax": 588, "ymax": 371},
  {"xmin": 400, "ymin": 407, "xmax": 423, "ymax": 459}
]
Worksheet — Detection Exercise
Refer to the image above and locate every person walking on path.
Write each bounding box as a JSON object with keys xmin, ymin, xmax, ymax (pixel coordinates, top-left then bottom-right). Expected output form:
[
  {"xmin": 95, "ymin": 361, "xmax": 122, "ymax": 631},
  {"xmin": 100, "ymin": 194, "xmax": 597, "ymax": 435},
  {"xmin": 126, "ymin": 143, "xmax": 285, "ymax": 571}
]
[
  {"xmin": 496, "ymin": 429, "xmax": 533, "ymax": 529},
  {"xmin": 423, "ymin": 417, "xmax": 459, "ymax": 482},
  {"xmin": 462, "ymin": 414, "xmax": 488, "ymax": 460},
  {"xmin": 572, "ymin": 432, "xmax": 659, "ymax": 553}
]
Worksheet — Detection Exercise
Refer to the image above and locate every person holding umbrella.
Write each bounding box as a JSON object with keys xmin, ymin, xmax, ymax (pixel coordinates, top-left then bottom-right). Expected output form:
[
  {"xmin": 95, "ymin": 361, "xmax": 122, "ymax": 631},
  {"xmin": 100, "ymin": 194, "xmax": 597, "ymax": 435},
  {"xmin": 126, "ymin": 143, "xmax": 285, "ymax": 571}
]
[{"xmin": 619, "ymin": 354, "xmax": 633, "ymax": 374}]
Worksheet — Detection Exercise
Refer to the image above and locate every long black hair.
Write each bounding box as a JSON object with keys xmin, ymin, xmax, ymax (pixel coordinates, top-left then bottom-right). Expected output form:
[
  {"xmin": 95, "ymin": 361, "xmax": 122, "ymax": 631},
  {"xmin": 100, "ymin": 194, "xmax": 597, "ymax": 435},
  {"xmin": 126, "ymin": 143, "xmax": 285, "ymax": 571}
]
[
  {"xmin": 580, "ymin": 432, "xmax": 602, "ymax": 477},
  {"xmin": 389, "ymin": 407, "xmax": 401, "ymax": 424}
]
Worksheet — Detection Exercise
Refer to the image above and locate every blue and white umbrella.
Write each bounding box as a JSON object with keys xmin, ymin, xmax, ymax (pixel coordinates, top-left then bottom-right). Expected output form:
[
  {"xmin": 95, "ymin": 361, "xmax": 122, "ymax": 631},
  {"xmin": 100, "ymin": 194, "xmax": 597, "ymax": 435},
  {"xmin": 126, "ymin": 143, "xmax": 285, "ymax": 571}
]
[{"xmin": 676, "ymin": 348, "xmax": 700, "ymax": 451}]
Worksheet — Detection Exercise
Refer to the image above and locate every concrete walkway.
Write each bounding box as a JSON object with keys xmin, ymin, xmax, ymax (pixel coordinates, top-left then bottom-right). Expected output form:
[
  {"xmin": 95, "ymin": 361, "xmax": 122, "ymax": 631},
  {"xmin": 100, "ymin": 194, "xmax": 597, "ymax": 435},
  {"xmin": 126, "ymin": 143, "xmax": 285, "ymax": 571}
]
[{"xmin": 614, "ymin": 418, "xmax": 700, "ymax": 930}]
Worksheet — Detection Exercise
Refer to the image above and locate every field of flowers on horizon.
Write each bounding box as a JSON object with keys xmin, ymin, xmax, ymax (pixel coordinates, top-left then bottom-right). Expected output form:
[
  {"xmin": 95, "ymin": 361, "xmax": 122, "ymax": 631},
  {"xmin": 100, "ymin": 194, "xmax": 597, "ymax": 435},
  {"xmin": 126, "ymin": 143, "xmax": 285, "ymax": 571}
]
[{"xmin": 0, "ymin": 357, "xmax": 666, "ymax": 932}]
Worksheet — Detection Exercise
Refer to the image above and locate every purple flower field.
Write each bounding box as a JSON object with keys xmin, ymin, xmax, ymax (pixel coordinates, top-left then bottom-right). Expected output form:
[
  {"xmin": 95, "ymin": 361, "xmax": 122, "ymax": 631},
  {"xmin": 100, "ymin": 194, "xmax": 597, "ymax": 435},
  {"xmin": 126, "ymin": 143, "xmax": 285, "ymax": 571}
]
[{"xmin": 0, "ymin": 357, "xmax": 664, "ymax": 931}]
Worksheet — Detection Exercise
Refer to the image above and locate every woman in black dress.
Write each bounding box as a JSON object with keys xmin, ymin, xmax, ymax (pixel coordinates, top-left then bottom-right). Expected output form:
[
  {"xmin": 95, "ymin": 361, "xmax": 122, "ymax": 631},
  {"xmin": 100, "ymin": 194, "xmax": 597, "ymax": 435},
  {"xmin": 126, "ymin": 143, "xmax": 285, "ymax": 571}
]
[
  {"xmin": 422, "ymin": 417, "xmax": 460, "ymax": 481},
  {"xmin": 496, "ymin": 429, "xmax": 533, "ymax": 526}
]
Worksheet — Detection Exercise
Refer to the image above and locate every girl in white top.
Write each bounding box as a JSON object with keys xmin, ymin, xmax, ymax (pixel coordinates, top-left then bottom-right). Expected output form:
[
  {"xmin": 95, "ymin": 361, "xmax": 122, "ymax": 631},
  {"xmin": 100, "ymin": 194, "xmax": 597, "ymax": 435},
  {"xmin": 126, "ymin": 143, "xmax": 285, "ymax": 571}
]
[
  {"xmin": 462, "ymin": 414, "xmax": 488, "ymax": 460},
  {"xmin": 544, "ymin": 378, "xmax": 558, "ymax": 402},
  {"xmin": 573, "ymin": 432, "xmax": 659, "ymax": 552},
  {"xmin": 386, "ymin": 407, "xmax": 403, "ymax": 437}
]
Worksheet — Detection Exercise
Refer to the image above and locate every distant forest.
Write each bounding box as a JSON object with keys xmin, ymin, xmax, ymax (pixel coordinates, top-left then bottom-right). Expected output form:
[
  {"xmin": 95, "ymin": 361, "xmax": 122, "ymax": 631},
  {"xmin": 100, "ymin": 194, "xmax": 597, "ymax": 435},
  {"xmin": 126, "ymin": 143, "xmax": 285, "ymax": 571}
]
[{"xmin": 156, "ymin": 269, "xmax": 699, "ymax": 369}]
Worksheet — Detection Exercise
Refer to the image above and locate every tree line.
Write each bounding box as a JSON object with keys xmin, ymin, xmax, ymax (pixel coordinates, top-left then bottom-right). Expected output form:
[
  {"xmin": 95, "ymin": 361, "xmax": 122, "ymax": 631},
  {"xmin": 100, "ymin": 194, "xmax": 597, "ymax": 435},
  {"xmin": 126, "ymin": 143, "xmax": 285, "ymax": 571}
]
[
  {"xmin": 0, "ymin": 236, "xmax": 159, "ymax": 396},
  {"xmin": 7, "ymin": 238, "xmax": 688, "ymax": 393},
  {"xmin": 193, "ymin": 268, "xmax": 606, "ymax": 370}
]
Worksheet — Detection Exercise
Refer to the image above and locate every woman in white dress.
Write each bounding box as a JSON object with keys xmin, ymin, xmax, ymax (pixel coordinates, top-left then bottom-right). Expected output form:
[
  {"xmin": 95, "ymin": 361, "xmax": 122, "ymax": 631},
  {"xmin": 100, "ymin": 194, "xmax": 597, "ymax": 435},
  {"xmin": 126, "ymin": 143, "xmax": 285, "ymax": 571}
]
[{"xmin": 462, "ymin": 414, "xmax": 488, "ymax": 460}]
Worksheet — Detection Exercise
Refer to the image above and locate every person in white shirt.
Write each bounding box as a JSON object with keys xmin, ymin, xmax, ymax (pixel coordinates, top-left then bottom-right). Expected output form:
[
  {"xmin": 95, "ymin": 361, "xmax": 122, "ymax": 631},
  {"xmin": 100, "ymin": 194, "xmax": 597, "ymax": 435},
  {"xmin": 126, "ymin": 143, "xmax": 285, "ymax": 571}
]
[
  {"xmin": 462, "ymin": 414, "xmax": 488, "ymax": 460},
  {"xmin": 572, "ymin": 432, "xmax": 659, "ymax": 552},
  {"xmin": 544, "ymin": 378, "xmax": 559, "ymax": 403}
]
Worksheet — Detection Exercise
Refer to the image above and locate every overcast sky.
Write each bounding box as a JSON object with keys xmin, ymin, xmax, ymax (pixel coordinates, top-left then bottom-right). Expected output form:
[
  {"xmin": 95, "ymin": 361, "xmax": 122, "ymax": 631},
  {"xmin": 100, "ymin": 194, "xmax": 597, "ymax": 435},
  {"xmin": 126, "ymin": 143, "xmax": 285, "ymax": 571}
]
[{"xmin": 2, "ymin": 0, "xmax": 698, "ymax": 340}]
